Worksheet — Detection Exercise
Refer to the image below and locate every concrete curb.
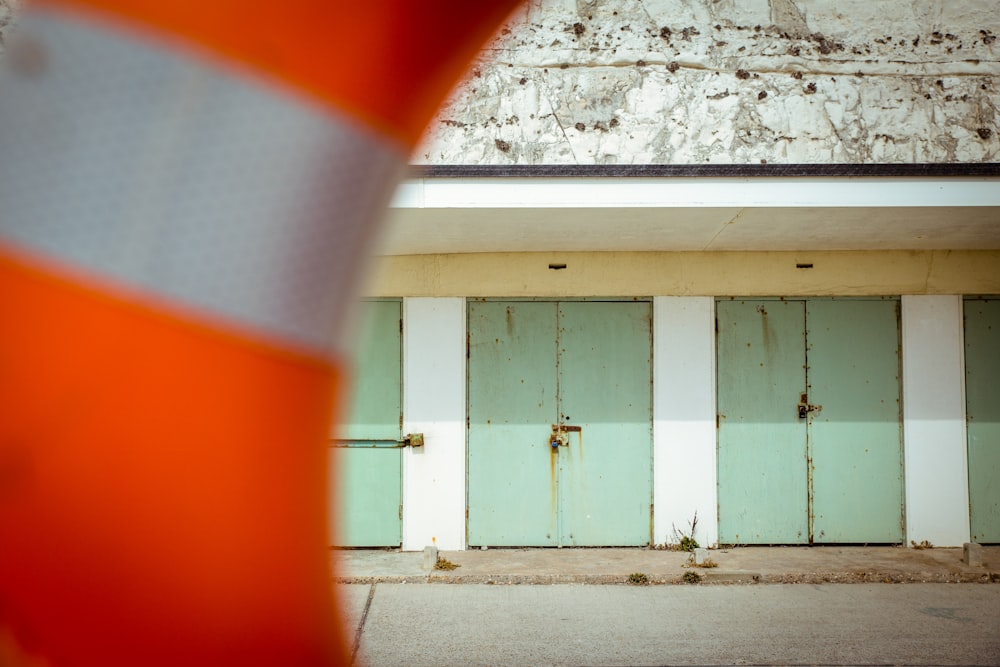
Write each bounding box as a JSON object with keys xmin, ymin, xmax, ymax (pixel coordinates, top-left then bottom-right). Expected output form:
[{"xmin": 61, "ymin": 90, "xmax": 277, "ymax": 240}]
[{"xmin": 333, "ymin": 570, "xmax": 1000, "ymax": 586}]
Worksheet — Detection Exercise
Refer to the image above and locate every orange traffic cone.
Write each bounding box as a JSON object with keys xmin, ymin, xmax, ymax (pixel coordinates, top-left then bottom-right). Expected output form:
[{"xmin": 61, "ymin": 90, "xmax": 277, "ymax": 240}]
[{"xmin": 0, "ymin": 1, "xmax": 521, "ymax": 665}]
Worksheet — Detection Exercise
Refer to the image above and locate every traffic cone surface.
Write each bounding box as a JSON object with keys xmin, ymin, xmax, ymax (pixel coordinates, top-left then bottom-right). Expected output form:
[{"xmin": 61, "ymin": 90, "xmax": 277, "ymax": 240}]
[{"xmin": 0, "ymin": 1, "xmax": 522, "ymax": 665}]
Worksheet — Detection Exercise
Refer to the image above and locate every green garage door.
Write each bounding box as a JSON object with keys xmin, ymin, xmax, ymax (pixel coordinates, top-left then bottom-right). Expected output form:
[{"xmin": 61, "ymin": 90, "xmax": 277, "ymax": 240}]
[
  {"xmin": 717, "ymin": 298, "xmax": 903, "ymax": 544},
  {"xmin": 329, "ymin": 300, "xmax": 403, "ymax": 547},
  {"xmin": 966, "ymin": 297, "xmax": 1000, "ymax": 543},
  {"xmin": 467, "ymin": 300, "xmax": 652, "ymax": 547}
]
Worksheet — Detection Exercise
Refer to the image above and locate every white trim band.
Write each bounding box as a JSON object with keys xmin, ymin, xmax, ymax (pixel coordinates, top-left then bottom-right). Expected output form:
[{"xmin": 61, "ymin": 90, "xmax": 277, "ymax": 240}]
[{"xmin": 392, "ymin": 177, "xmax": 1000, "ymax": 209}]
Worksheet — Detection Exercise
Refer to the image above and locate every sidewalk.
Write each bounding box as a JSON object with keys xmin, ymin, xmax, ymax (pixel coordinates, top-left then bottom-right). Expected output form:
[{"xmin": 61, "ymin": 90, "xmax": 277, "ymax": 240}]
[{"xmin": 333, "ymin": 545, "xmax": 1000, "ymax": 585}]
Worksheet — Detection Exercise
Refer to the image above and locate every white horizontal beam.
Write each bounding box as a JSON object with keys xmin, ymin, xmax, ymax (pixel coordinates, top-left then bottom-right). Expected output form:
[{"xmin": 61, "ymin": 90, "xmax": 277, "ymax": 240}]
[{"xmin": 391, "ymin": 177, "xmax": 1000, "ymax": 209}]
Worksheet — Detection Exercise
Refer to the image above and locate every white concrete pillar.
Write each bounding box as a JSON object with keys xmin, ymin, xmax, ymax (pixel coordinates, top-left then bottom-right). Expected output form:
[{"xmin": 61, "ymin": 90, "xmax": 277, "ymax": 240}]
[
  {"xmin": 653, "ymin": 297, "xmax": 718, "ymax": 548},
  {"xmin": 901, "ymin": 295, "xmax": 970, "ymax": 547},
  {"xmin": 401, "ymin": 297, "xmax": 466, "ymax": 551}
]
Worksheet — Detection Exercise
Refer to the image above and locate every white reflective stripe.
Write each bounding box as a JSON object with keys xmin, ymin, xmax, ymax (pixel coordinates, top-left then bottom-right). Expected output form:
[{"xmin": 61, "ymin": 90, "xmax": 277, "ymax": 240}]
[{"xmin": 0, "ymin": 10, "xmax": 403, "ymax": 358}]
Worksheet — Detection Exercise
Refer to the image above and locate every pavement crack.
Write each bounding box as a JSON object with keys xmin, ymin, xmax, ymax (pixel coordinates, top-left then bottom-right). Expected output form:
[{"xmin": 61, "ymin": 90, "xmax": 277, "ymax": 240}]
[{"xmin": 351, "ymin": 583, "xmax": 377, "ymax": 666}]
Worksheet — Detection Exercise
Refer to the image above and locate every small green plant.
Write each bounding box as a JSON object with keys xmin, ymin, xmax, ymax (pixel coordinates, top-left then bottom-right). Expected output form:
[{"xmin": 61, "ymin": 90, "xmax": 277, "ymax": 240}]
[
  {"xmin": 678, "ymin": 535, "xmax": 699, "ymax": 552},
  {"xmin": 627, "ymin": 572, "xmax": 649, "ymax": 585},
  {"xmin": 683, "ymin": 553, "xmax": 718, "ymax": 569},
  {"xmin": 911, "ymin": 540, "xmax": 934, "ymax": 550},
  {"xmin": 434, "ymin": 557, "xmax": 460, "ymax": 570},
  {"xmin": 670, "ymin": 512, "xmax": 700, "ymax": 552},
  {"xmin": 683, "ymin": 571, "xmax": 702, "ymax": 584}
]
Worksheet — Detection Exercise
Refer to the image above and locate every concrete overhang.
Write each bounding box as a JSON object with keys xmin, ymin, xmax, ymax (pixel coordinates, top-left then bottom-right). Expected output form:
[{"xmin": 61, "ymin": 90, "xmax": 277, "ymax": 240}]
[{"xmin": 381, "ymin": 169, "xmax": 1000, "ymax": 255}]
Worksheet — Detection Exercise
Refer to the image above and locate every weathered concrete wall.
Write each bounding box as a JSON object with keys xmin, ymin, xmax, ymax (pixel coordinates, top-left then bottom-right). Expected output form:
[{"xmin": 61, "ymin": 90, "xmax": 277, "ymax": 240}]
[
  {"xmin": 0, "ymin": 0, "xmax": 17, "ymax": 51},
  {"xmin": 417, "ymin": 0, "xmax": 1000, "ymax": 164}
]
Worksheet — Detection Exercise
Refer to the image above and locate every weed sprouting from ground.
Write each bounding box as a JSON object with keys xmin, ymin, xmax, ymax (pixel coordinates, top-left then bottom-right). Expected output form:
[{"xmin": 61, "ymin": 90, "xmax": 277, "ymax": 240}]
[
  {"xmin": 668, "ymin": 512, "xmax": 700, "ymax": 551},
  {"xmin": 434, "ymin": 559, "xmax": 458, "ymax": 570}
]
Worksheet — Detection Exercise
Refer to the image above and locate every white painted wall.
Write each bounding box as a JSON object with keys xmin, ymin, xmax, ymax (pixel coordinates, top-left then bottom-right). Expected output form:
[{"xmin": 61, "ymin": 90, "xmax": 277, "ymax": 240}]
[
  {"xmin": 401, "ymin": 297, "xmax": 467, "ymax": 551},
  {"xmin": 901, "ymin": 295, "xmax": 970, "ymax": 547},
  {"xmin": 653, "ymin": 297, "xmax": 718, "ymax": 548}
]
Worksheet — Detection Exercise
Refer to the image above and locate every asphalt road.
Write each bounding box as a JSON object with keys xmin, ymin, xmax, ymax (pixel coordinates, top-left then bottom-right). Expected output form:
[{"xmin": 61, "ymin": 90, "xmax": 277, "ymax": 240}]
[{"xmin": 337, "ymin": 582, "xmax": 1000, "ymax": 667}]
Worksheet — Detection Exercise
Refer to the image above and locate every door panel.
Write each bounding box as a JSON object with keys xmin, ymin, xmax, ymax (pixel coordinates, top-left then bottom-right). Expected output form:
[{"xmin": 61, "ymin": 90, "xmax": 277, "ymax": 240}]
[
  {"xmin": 329, "ymin": 299, "xmax": 403, "ymax": 547},
  {"xmin": 718, "ymin": 300, "xmax": 809, "ymax": 544},
  {"xmin": 339, "ymin": 300, "xmax": 403, "ymax": 440},
  {"xmin": 558, "ymin": 302, "xmax": 651, "ymax": 546},
  {"xmin": 966, "ymin": 298, "xmax": 1000, "ymax": 543},
  {"xmin": 808, "ymin": 300, "xmax": 902, "ymax": 543},
  {"xmin": 329, "ymin": 447, "xmax": 402, "ymax": 546},
  {"xmin": 467, "ymin": 300, "xmax": 652, "ymax": 547},
  {"xmin": 468, "ymin": 302, "xmax": 558, "ymax": 546},
  {"xmin": 717, "ymin": 298, "xmax": 903, "ymax": 545}
]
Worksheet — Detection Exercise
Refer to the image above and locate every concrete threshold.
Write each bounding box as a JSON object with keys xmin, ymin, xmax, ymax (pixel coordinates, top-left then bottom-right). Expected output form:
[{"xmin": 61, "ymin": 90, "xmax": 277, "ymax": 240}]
[{"xmin": 332, "ymin": 545, "xmax": 1000, "ymax": 586}]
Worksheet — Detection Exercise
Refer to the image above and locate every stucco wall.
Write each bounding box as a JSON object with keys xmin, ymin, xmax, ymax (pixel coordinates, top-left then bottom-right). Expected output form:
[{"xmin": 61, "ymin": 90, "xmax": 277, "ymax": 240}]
[
  {"xmin": 365, "ymin": 250, "xmax": 1000, "ymax": 298},
  {"xmin": 417, "ymin": 0, "xmax": 1000, "ymax": 164}
]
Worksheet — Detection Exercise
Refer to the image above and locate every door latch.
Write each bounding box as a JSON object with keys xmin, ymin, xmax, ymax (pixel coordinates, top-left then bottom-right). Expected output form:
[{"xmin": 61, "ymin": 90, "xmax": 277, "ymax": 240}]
[
  {"xmin": 403, "ymin": 433, "xmax": 424, "ymax": 447},
  {"xmin": 550, "ymin": 424, "xmax": 575, "ymax": 449},
  {"xmin": 797, "ymin": 394, "xmax": 821, "ymax": 419},
  {"xmin": 550, "ymin": 424, "xmax": 581, "ymax": 449}
]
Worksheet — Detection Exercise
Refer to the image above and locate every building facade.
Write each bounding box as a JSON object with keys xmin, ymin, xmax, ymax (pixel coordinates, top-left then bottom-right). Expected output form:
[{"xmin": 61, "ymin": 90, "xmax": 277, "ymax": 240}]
[
  {"xmin": 2, "ymin": 0, "xmax": 996, "ymax": 551},
  {"xmin": 335, "ymin": 0, "xmax": 1000, "ymax": 550}
]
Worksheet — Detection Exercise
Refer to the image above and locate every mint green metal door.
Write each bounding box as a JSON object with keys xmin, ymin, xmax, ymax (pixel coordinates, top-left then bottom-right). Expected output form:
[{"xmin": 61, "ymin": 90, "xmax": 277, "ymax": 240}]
[
  {"xmin": 966, "ymin": 298, "xmax": 1000, "ymax": 543},
  {"xmin": 468, "ymin": 302, "xmax": 558, "ymax": 546},
  {"xmin": 718, "ymin": 300, "xmax": 809, "ymax": 544},
  {"xmin": 467, "ymin": 300, "xmax": 652, "ymax": 547},
  {"xmin": 808, "ymin": 300, "xmax": 902, "ymax": 543},
  {"xmin": 329, "ymin": 300, "xmax": 403, "ymax": 547},
  {"xmin": 558, "ymin": 302, "xmax": 652, "ymax": 546},
  {"xmin": 718, "ymin": 299, "xmax": 902, "ymax": 544}
]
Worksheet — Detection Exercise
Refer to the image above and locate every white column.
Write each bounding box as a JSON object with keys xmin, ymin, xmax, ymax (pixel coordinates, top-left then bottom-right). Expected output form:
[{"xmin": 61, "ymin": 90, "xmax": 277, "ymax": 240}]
[
  {"xmin": 653, "ymin": 297, "xmax": 718, "ymax": 548},
  {"xmin": 901, "ymin": 295, "xmax": 969, "ymax": 547},
  {"xmin": 401, "ymin": 297, "xmax": 467, "ymax": 551}
]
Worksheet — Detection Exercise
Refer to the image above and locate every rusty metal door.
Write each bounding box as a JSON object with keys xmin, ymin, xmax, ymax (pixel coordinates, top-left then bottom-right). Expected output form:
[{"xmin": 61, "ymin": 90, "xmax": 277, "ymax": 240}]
[
  {"xmin": 717, "ymin": 298, "xmax": 902, "ymax": 544},
  {"xmin": 467, "ymin": 300, "xmax": 652, "ymax": 547},
  {"xmin": 467, "ymin": 301, "xmax": 557, "ymax": 546},
  {"xmin": 717, "ymin": 299, "xmax": 809, "ymax": 544},
  {"xmin": 966, "ymin": 297, "xmax": 1000, "ymax": 543},
  {"xmin": 807, "ymin": 300, "xmax": 903, "ymax": 543}
]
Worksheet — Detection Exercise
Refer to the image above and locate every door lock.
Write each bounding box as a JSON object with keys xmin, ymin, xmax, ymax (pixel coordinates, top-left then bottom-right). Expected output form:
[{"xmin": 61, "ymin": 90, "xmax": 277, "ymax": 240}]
[
  {"xmin": 549, "ymin": 424, "xmax": 580, "ymax": 449},
  {"xmin": 549, "ymin": 433, "xmax": 567, "ymax": 448},
  {"xmin": 797, "ymin": 394, "xmax": 821, "ymax": 419}
]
